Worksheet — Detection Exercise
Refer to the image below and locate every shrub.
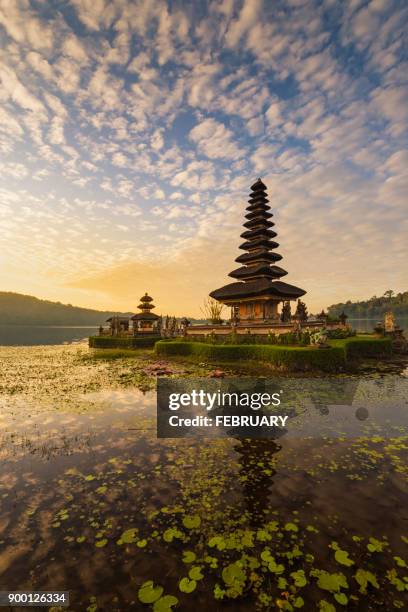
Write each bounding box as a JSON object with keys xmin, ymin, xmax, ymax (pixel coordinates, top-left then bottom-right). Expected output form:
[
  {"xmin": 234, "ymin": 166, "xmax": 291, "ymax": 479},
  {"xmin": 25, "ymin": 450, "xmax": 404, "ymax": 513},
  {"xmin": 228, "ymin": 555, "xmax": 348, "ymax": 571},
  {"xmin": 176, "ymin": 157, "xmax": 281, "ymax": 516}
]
[
  {"xmin": 299, "ymin": 330, "xmax": 311, "ymax": 346},
  {"xmin": 183, "ymin": 331, "xmax": 311, "ymax": 346},
  {"xmin": 277, "ymin": 332, "xmax": 297, "ymax": 345},
  {"xmin": 335, "ymin": 336, "xmax": 392, "ymax": 359},
  {"xmin": 327, "ymin": 327, "xmax": 356, "ymax": 339},
  {"xmin": 155, "ymin": 341, "xmax": 345, "ymax": 372},
  {"xmin": 155, "ymin": 334, "xmax": 392, "ymax": 371},
  {"xmin": 89, "ymin": 336, "xmax": 160, "ymax": 349}
]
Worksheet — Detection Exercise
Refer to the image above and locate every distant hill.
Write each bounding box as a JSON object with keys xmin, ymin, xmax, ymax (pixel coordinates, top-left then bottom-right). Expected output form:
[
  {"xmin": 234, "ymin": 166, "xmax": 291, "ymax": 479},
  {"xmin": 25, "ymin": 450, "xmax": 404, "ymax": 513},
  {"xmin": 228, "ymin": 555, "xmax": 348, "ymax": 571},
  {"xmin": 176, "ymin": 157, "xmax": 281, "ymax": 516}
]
[
  {"xmin": 0, "ymin": 292, "xmax": 131, "ymax": 326},
  {"xmin": 328, "ymin": 290, "xmax": 408, "ymax": 319}
]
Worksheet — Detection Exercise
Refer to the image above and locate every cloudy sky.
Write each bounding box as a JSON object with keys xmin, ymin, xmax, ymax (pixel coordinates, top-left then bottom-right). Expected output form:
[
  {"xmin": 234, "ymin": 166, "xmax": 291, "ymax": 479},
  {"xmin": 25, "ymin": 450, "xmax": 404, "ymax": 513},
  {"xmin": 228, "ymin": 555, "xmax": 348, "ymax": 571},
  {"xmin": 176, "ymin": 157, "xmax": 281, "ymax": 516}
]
[{"xmin": 0, "ymin": 0, "xmax": 407, "ymax": 316}]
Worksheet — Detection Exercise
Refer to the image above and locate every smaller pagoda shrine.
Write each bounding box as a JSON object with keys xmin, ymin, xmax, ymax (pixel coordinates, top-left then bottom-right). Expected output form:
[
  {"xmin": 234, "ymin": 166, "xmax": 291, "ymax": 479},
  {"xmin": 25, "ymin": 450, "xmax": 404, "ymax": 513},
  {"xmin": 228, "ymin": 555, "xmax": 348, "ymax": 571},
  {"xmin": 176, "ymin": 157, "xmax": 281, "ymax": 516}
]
[
  {"xmin": 210, "ymin": 179, "xmax": 306, "ymax": 323},
  {"xmin": 131, "ymin": 293, "xmax": 160, "ymax": 334}
]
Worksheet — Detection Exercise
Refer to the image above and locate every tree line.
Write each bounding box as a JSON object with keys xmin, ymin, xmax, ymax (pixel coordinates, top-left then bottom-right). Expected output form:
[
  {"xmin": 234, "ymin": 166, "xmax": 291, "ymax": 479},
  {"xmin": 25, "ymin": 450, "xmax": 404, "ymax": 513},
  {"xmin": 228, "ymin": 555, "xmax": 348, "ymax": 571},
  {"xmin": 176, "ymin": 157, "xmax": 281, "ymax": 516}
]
[
  {"xmin": 328, "ymin": 290, "xmax": 408, "ymax": 318},
  {"xmin": 0, "ymin": 292, "xmax": 129, "ymax": 325}
]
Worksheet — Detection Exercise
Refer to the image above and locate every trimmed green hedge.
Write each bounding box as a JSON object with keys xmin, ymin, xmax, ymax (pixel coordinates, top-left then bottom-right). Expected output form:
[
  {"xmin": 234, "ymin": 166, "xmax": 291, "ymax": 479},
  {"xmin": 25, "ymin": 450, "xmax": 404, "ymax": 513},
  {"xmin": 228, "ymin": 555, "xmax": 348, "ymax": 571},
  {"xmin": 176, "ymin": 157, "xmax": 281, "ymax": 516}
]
[
  {"xmin": 89, "ymin": 335, "xmax": 160, "ymax": 349},
  {"xmin": 155, "ymin": 335, "xmax": 393, "ymax": 371},
  {"xmin": 331, "ymin": 336, "xmax": 392, "ymax": 359},
  {"xmin": 155, "ymin": 341, "xmax": 345, "ymax": 372}
]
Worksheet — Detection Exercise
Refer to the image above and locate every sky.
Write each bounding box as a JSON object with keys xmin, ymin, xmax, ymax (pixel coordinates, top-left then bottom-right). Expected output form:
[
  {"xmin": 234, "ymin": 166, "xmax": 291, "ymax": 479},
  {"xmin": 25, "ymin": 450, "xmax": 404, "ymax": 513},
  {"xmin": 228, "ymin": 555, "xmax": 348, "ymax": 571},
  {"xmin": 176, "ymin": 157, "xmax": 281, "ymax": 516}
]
[{"xmin": 0, "ymin": 0, "xmax": 407, "ymax": 317}]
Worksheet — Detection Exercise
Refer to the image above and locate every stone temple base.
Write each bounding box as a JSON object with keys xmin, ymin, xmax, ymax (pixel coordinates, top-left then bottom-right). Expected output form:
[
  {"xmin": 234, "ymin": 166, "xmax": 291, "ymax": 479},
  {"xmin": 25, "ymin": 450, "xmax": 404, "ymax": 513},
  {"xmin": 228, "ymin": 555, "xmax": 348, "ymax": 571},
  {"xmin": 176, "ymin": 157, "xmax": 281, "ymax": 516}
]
[
  {"xmin": 185, "ymin": 320, "xmax": 343, "ymax": 338},
  {"xmin": 385, "ymin": 328, "xmax": 408, "ymax": 354}
]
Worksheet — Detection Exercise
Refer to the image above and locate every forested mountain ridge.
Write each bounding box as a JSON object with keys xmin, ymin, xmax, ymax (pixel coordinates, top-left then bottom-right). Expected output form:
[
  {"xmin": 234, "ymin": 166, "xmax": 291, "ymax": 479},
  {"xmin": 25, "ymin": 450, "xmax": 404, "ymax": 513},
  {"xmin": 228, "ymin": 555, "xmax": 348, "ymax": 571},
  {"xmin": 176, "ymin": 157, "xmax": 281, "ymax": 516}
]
[
  {"xmin": 328, "ymin": 290, "xmax": 408, "ymax": 318},
  {"xmin": 0, "ymin": 292, "xmax": 130, "ymax": 325}
]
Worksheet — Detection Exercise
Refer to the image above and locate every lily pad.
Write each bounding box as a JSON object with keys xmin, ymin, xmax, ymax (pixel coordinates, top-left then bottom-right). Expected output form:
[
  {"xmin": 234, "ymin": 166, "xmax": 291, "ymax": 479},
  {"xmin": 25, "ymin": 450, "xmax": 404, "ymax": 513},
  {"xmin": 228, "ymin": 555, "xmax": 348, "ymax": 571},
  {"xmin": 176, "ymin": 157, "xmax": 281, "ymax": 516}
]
[
  {"xmin": 334, "ymin": 592, "xmax": 348, "ymax": 605},
  {"xmin": 153, "ymin": 595, "xmax": 179, "ymax": 611},
  {"xmin": 268, "ymin": 558, "xmax": 285, "ymax": 575},
  {"xmin": 117, "ymin": 528, "xmax": 138, "ymax": 545},
  {"xmin": 222, "ymin": 563, "xmax": 246, "ymax": 586},
  {"xmin": 182, "ymin": 515, "xmax": 201, "ymax": 529},
  {"xmin": 319, "ymin": 601, "xmax": 336, "ymax": 612},
  {"xmin": 179, "ymin": 577, "xmax": 197, "ymax": 593},
  {"xmin": 394, "ymin": 556, "xmax": 407, "ymax": 568},
  {"xmin": 291, "ymin": 569, "xmax": 307, "ymax": 587},
  {"xmin": 163, "ymin": 528, "xmax": 183, "ymax": 543},
  {"xmin": 138, "ymin": 581, "xmax": 164, "ymax": 604},
  {"xmin": 335, "ymin": 549, "xmax": 354, "ymax": 567},
  {"xmin": 188, "ymin": 566, "xmax": 204, "ymax": 581},
  {"xmin": 354, "ymin": 568, "xmax": 379, "ymax": 594},
  {"xmin": 208, "ymin": 536, "xmax": 226, "ymax": 550},
  {"xmin": 182, "ymin": 551, "xmax": 196, "ymax": 564},
  {"xmin": 367, "ymin": 537, "xmax": 386, "ymax": 553},
  {"xmin": 316, "ymin": 571, "xmax": 348, "ymax": 592}
]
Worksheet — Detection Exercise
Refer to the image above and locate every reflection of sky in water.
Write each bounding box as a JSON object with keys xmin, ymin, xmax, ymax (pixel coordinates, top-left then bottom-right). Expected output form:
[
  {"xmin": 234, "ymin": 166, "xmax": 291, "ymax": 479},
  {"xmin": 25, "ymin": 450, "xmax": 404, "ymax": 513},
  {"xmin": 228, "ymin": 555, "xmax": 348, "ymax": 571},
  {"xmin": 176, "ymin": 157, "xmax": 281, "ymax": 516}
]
[
  {"xmin": 84, "ymin": 388, "xmax": 155, "ymax": 411},
  {"xmin": 0, "ymin": 375, "xmax": 407, "ymax": 606},
  {"xmin": 0, "ymin": 388, "xmax": 157, "ymax": 459},
  {"xmin": 1, "ymin": 376, "xmax": 407, "ymax": 453},
  {"xmin": 157, "ymin": 376, "xmax": 408, "ymax": 439},
  {"xmin": 284, "ymin": 377, "xmax": 408, "ymax": 438}
]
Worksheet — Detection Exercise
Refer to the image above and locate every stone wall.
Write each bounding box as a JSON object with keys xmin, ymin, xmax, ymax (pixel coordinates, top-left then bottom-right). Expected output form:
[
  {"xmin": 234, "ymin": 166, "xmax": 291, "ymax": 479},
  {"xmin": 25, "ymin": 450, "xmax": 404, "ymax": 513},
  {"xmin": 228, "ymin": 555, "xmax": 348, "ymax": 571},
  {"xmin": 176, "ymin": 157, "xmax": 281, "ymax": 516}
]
[{"xmin": 185, "ymin": 321, "xmax": 343, "ymax": 338}]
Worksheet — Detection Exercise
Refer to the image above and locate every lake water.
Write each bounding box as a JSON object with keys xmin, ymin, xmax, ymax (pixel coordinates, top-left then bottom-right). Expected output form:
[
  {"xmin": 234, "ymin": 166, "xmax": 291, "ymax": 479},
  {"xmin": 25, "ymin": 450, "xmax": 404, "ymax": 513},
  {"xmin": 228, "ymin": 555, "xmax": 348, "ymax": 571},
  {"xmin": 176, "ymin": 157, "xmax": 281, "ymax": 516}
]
[
  {"xmin": 348, "ymin": 316, "xmax": 408, "ymax": 334},
  {"xmin": 0, "ymin": 325, "xmax": 97, "ymax": 346},
  {"xmin": 0, "ymin": 317, "xmax": 407, "ymax": 346},
  {"xmin": 0, "ymin": 343, "xmax": 407, "ymax": 610}
]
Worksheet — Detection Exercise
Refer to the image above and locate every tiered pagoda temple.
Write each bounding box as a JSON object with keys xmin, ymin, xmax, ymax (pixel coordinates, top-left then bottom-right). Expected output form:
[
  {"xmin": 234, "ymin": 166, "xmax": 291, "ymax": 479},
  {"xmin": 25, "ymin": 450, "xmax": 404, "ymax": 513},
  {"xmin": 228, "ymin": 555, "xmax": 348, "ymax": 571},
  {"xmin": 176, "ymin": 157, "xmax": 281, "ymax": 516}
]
[
  {"xmin": 131, "ymin": 293, "xmax": 160, "ymax": 333},
  {"xmin": 210, "ymin": 179, "xmax": 306, "ymax": 323}
]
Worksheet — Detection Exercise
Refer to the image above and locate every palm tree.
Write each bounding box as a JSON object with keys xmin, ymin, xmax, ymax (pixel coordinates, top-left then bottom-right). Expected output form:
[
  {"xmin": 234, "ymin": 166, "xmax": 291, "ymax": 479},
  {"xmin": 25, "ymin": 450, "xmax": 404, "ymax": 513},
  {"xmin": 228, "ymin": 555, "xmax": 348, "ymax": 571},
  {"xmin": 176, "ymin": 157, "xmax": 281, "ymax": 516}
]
[{"xmin": 383, "ymin": 290, "xmax": 394, "ymax": 301}]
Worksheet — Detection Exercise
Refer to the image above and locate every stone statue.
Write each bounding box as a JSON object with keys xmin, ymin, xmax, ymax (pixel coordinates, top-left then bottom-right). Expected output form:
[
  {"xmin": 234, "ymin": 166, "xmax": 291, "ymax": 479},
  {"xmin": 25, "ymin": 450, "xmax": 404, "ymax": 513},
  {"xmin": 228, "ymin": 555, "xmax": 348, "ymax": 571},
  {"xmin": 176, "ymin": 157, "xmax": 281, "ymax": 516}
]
[
  {"xmin": 383, "ymin": 311, "xmax": 407, "ymax": 353},
  {"xmin": 384, "ymin": 311, "xmax": 395, "ymax": 333},
  {"xmin": 311, "ymin": 327, "xmax": 329, "ymax": 348},
  {"xmin": 339, "ymin": 311, "xmax": 348, "ymax": 326}
]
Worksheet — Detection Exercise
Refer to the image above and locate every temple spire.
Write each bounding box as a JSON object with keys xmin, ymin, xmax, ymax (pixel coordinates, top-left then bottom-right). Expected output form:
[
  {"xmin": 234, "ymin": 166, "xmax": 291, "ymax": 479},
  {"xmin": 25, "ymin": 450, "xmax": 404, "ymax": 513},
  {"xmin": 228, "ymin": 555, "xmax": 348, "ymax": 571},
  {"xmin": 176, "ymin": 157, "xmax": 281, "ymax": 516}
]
[
  {"xmin": 210, "ymin": 179, "xmax": 306, "ymax": 321},
  {"xmin": 230, "ymin": 179, "xmax": 287, "ymax": 281}
]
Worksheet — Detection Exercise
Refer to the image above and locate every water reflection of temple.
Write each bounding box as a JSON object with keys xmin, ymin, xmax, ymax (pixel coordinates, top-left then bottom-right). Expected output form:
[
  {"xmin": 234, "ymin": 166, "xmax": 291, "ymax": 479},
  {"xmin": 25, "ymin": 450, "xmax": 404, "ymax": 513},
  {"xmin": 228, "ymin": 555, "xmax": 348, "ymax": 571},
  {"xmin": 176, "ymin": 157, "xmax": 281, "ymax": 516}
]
[{"xmin": 233, "ymin": 438, "xmax": 282, "ymax": 527}]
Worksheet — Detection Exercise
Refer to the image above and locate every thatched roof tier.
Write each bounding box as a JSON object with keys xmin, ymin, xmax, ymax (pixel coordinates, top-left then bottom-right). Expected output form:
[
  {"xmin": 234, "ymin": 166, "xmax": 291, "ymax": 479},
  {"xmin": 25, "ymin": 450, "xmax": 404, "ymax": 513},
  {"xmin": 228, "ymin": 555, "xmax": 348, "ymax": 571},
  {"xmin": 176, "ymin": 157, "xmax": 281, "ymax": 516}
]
[
  {"xmin": 229, "ymin": 264, "xmax": 288, "ymax": 279},
  {"xmin": 248, "ymin": 193, "xmax": 269, "ymax": 203},
  {"xmin": 140, "ymin": 293, "xmax": 154, "ymax": 303},
  {"xmin": 239, "ymin": 239, "xmax": 281, "ymax": 252},
  {"xmin": 246, "ymin": 204, "xmax": 271, "ymax": 215},
  {"xmin": 250, "ymin": 178, "xmax": 267, "ymax": 191},
  {"xmin": 235, "ymin": 250, "xmax": 283, "ymax": 264},
  {"xmin": 248, "ymin": 199, "xmax": 269, "ymax": 207},
  {"xmin": 131, "ymin": 312, "xmax": 160, "ymax": 321},
  {"xmin": 240, "ymin": 228, "xmax": 278, "ymax": 240},
  {"xmin": 246, "ymin": 197, "xmax": 270, "ymax": 207},
  {"xmin": 210, "ymin": 278, "xmax": 305, "ymax": 301},
  {"xmin": 243, "ymin": 218, "xmax": 274, "ymax": 229},
  {"xmin": 245, "ymin": 210, "xmax": 273, "ymax": 220},
  {"xmin": 137, "ymin": 303, "xmax": 154, "ymax": 310}
]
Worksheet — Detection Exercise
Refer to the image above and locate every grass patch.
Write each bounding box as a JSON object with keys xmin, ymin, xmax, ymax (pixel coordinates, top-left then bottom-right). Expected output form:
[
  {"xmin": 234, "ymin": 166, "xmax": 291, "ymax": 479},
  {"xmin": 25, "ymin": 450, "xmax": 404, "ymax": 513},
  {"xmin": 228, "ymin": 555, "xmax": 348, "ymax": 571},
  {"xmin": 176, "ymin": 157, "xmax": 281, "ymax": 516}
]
[
  {"xmin": 89, "ymin": 336, "xmax": 161, "ymax": 349},
  {"xmin": 155, "ymin": 341, "xmax": 345, "ymax": 372},
  {"xmin": 87, "ymin": 348, "xmax": 155, "ymax": 360}
]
